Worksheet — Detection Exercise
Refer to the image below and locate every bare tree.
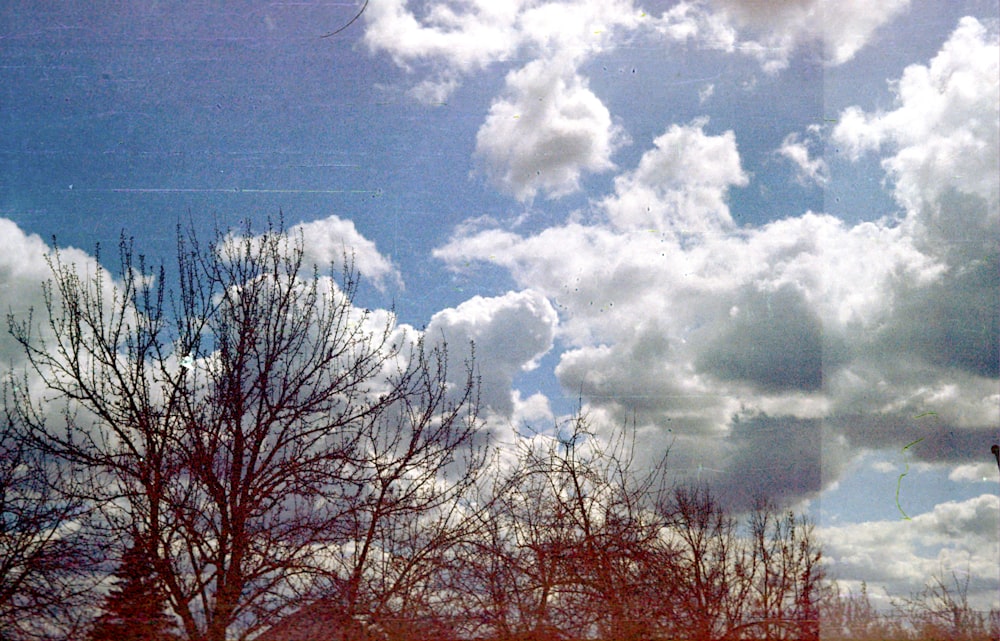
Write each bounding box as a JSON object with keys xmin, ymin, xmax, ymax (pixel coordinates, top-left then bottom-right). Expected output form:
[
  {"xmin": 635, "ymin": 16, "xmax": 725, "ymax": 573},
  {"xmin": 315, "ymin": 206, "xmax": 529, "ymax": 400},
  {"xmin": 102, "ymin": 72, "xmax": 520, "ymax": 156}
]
[
  {"xmin": 738, "ymin": 503, "xmax": 823, "ymax": 640},
  {"xmin": 0, "ymin": 407, "xmax": 100, "ymax": 640},
  {"xmin": 821, "ymin": 572, "xmax": 999, "ymax": 641},
  {"xmin": 895, "ymin": 571, "xmax": 999, "ymax": 641},
  {"xmin": 6, "ymin": 221, "xmax": 483, "ymax": 641},
  {"xmin": 819, "ymin": 582, "xmax": 909, "ymax": 641},
  {"xmin": 655, "ymin": 486, "xmax": 824, "ymax": 641},
  {"xmin": 544, "ymin": 416, "xmax": 668, "ymax": 640},
  {"xmin": 323, "ymin": 340, "xmax": 486, "ymax": 637},
  {"xmin": 452, "ymin": 413, "xmax": 668, "ymax": 641},
  {"xmin": 657, "ymin": 485, "xmax": 746, "ymax": 641}
]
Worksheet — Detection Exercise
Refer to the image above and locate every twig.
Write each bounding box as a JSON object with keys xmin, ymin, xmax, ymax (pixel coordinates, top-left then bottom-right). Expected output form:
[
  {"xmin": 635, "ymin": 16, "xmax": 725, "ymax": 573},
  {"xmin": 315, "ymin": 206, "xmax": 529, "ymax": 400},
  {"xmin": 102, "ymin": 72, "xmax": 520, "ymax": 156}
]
[{"xmin": 320, "ymin": 0, "xmax": 369, "ymax": 38}]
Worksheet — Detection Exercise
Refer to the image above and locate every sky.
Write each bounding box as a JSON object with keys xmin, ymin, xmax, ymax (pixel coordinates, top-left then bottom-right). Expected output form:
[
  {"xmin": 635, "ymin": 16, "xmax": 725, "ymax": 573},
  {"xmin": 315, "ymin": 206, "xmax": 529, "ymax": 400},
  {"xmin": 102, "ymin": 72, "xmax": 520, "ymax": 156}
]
[{"xmin": 1, "ymin": 0, "xmax": 998, "ymax": 611}]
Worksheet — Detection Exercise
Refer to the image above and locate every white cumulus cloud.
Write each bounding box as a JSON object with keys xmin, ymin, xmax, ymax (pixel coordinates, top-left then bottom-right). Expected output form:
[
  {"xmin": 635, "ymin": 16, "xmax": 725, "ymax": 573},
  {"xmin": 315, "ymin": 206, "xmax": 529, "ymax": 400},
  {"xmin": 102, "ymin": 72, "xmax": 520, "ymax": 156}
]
[
  {"xmin": 0, "ymin": 219, "xmax": 115, "ymax": 374},
  {"xmin": 475, "ymin": 58, "xmax": 623, "ymax": 201},
  {"xmin": 216, "ymin": 215, "xmax": 402, "ymax": 292},
  {"xmin": 436, "ymin": 17, "xmax": 999, "ymax": 501},
  {"xmin": 949, "ymin": 462, "xmax": 999, "ymax": 484},
  {"xmin": 603, "ymin": 120, "xmax": 747, "ymax": 233},
  {"xmin": 362, "ymin": 0, "xmax": 524, "ymax": 73},
  {"xmin": 425, "ymin": 289, "xmax": 558, "ymax": 416},
  {"xmin": 820, "ymin": 494, "xmax": 1000, "ymax": 611},
  {"xmin": 834, "ymin": 16, "xmax": 999, "ymax": 234},
  {"xmin": 291, "ymin": 215, "xmax": 403, "ymax": 291},
  {"xmin": 653, "ymin": 0, "xmax": 910, "ymax": 71},
  {"xmin": 363, "ymin": 0, "xmax": 643, "ymax": 102},
  {"xmin": 778, "ymin": 130, "xmax": 828, "ymax": 186}
]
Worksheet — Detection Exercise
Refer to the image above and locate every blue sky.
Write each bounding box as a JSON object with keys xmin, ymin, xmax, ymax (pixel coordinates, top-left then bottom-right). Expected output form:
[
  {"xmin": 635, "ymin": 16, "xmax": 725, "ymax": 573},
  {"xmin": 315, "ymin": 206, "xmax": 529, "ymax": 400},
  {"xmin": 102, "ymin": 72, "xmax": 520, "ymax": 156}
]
[{"xmin": 2, "ymin": 0, "xmax": 998, "ymax": 610}]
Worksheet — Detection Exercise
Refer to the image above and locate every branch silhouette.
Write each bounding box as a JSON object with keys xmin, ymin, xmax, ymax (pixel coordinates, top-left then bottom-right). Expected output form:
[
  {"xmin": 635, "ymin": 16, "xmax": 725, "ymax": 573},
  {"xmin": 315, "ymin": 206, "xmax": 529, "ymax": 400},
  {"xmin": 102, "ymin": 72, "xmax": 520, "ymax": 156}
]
[{"xmin": 320, "ymin": 0, "xmax": 368, "ymax": 38}]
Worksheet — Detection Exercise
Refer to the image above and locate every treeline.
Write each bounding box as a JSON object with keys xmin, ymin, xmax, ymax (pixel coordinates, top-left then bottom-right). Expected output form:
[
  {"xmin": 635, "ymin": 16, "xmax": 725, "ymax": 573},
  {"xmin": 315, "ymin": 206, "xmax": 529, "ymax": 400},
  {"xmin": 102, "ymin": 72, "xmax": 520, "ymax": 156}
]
[
  {"xmin": 0, "ymin": 223, "xmax": 994, "ymax": 641},
  {"xmin": 822, "ymin": 577, "xmax": 999, "ymax": 641},
  {"xmin": 439, "ymin": 419, "xmax": 823, "ymax": 641}
]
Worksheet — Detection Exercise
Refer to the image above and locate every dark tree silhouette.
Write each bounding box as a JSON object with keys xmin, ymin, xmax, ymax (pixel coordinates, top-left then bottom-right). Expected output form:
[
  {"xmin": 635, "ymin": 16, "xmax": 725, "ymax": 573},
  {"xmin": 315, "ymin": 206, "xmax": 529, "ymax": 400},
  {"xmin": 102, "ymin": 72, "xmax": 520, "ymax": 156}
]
[
  {"xmin": 451, "ymin": 413, "xmax": 669, "ymax": 641},
  {"xmin": 7, "ymin": 221, "xmax": 483, "ymax": 641},
  {"xmin": 0, "ymin": 410, "xmax": 99, "ymax": 640},
  {"xmin": 87, "ymin": 532, "xmax": 176, "ymax": 641},
  {"xmin": 658, "ymin": 485, "xmax": 743, "ymax": 641},
  {"xmin": 740, "ymin": 502, "xmax": 823, "ymax": 641},
  {"xmin": 895, "ymin": 571, "xmax": 999, "ymax": 641},
  {"xmin": 656, "ymin": 486, "xmax": 824, "ymax": 641}
]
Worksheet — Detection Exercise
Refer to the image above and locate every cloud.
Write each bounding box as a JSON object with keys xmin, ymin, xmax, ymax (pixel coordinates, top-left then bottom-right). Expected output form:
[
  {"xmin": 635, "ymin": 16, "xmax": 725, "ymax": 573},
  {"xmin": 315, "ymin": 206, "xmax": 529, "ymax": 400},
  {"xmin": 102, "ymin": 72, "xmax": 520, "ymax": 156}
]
[
  {"xmin": 820, "ymin": 494, "xmax": 1000, "ymax": 610},
  {"xmin": 816, "ymin": 0, "xmax": 912, "ymax": 64},
  {"xmin": 0, "ymin": 219, "xmax": 112, "ymax": 373},
  {"xmin": 949, "ymin": 462, "xmax": 998, "ymax": 484},
  {"xmin": 475, "ymin": 58, "xmax": 623, "ymax": 201},
  {"xmin": 0, "ymin": 219, "xmax": 170, "ymax": 447},
  {"xmin": 428, "ymin": 14, "xmax": 997, "ymax": 516},
  {"xmin": 363, "ymin": 0, "xmax": 643, "ymax": 101},
  {"xmin": 363, "ymin": 1, "xmax": 645, "ymax": 189},
  {"xmin": 698, "ymin": 83, "xmax": 715, "ymax": 104},
  {"xmin": 408, "ymin": 76, "xmax": 460, "ymax": 105},
  {"xmin": 436, "ymin": 13, "xmax": 998, "ymax": 497},
  {"xmin": 436, "ymin": 191, "xmax": 994, "ymax": 493},
  {"xmin": 602, "ymin": 120, "xmax": 747, "ymax": 233},
  {"xmin": 652, "ymin": 2, "xmax": 738, "ymax": 51},
  {"xmin": 511, "ymin": 390, "xmax": 555, "ymax": 428},
  {"xmin": 696, "ymin": 283, "xmax": 826, "ymax": 392},
  {"xmin": 825, "ymin": 16, "xmax": 1000, "ymax": 457},
  {"xmin": 290, "ymin": 215, "xmax": 403, "ymax": 291},
  {"xmin": 0, "ymin": 218, "xmax": 62, "ymax": 326},
  {"xmin": 709, "ymin": 414, "xmax": 853, "ymax": 509},
  {"xmin": 425, "ymin": 290, "xmax": 558, "ymax": 416},
  {"xmin": 717, "ymin": 0, "xmax": 911, "ymax": 66},
  {"xmin": 517, "ymin": 0, "xmax": 645, "ymax": 59},
  {"xmin": 777, "ymin": 130, "xmax": 828, "ymax": 186},
  {"xmin": 877, "ymin": 249, "xmax": 998, "ymax": 379},
  {"xmin": 215, "ymin": 215, "xmax": 402, "ymax": 292},
  {"xmin": 653, "ymin": 0, "xmax": 910, "ymax": 71},
  {"xmin": 362, "ymin": 0, "xmax": 524, "ymax": 74},
  {"xmin": 833, "ymin": 17, "xmax": 999, "ymax": 219}
]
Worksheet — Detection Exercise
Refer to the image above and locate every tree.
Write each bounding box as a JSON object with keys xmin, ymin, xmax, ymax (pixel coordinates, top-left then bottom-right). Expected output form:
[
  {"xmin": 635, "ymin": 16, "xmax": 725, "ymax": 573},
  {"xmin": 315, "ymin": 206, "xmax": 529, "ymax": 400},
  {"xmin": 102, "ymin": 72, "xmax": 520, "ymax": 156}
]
[
  {"xmin": 452, "ymin": 413, "xmax": 668, "ymax": 641},
  {"xmin": 7, "ymin": 220, "xmax": 483, "ymax": 641},
  {"xmin": 819, "ymin": 582, "xmax": 909, "ymax": 641},
  {"xmin": 740, "ymin": 503, "xmax": 823, "ymax": 641},
  {"xmin": 655, "ymin": 486, "xmax": 824, "ymax": 641},
  {"xmin": 320, "ymin": 338, "xmax": 487, "ymax": 638},
  {"xmin": 87, "ymin": 532, "xmax": 176, "ymax": 641},
  {"xmin": 896, "ymin": 571, "xmax": 999, "ymax": 641},
  {"xmin": 0, "ymin": 409, "xmax": 99, "ymax": 640},
  {"xmin": 657, "ymin": 485, "xmax": 744, "ymax": 641}
]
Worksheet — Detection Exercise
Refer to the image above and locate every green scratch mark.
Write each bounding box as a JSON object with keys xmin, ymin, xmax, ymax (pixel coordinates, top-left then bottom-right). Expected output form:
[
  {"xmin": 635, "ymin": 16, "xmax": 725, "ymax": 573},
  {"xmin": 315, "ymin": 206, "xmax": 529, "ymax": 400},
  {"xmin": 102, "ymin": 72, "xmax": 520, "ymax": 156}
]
[{"xmin": 896, "ymin": 437, "xmax": 925, "ymax": 520}]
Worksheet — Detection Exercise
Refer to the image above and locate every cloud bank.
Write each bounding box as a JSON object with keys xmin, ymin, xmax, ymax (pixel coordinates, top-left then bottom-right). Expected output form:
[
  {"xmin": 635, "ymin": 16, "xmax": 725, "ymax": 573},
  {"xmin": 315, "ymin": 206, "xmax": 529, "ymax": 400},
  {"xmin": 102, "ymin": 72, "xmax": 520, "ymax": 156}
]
[
  {"xmin": 821, "ymin": 494, "xmax": 1000, "ymax": 610},
  {"xmin": 363, "ymin": 0, "xmax": 909, "ymax": 198},
  {"xmin": 435, "ymin": 17, "xmax": 1000, "ymax": 510},
  {"xmin": 426, "ymin": 289, "xmax": 558, "ymax": 416}
]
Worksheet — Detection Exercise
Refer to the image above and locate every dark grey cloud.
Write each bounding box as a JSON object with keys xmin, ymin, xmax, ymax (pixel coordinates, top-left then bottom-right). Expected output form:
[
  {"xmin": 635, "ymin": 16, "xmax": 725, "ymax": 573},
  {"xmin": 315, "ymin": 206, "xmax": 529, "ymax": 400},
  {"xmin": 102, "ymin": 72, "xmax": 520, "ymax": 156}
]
[
  {"xmin": 708, "ymin": 413, "xmax": 847, "ymax": 511},
  {"xmin": 696, "ymin": 284, "xmax": 827, "ymax": 392},
  {"xmin": 829, "ymin": 413, "xmax": 1000, "ymax": 464},
  {"xmin": 878, "ymin": 249, "xmax": 999, "ymax": 378}
]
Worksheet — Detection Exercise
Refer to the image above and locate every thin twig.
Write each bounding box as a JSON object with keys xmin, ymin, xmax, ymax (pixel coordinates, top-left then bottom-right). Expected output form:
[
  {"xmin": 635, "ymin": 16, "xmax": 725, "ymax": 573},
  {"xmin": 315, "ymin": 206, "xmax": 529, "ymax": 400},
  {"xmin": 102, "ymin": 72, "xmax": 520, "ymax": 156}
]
[{"xmin": 320, "ymin": 0, "xmax": 369, "ymax": 38}]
